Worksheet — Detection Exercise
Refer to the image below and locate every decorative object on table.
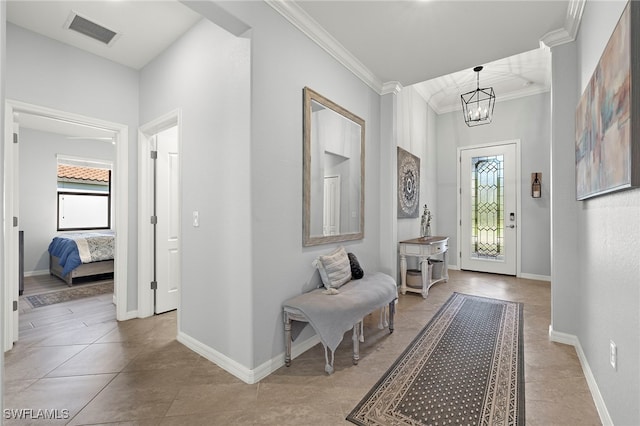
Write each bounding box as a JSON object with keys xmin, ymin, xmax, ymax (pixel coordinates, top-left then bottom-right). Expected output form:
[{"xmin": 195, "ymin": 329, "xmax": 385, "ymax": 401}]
[
  {"xmin": 531, "ymin": 173, "xmax": 542, "ymax": 198},
  {"xmin": 347, "ymin": 292, "xmax": 524, "ymax": 426},
  {"xmin": 460, "ymin": 65, "xmax": 496, "ymax": 127},
  {"xmin": 397, "ymin": 147, "xmax": 420, "ymax": 218},
  {"xmin": 575, "ymin": 2, "xmax": 640, "ymax": 200},
  {"xmin": 420, "ymin": 204, "xmax": 432, "ymax": 237}
]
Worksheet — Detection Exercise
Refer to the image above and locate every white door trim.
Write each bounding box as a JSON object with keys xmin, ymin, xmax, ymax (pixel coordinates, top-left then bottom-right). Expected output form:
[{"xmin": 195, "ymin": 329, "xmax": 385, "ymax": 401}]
[
  {"xmin": 4, "ymin": 100, "xmax": 129, "ymax": 348},
  {"xmin": 138, "ymin": 109, "xmax": 181, "ymax": 319},
  {"xmin": 456, "ymin": 139, "xmax": 522, "ymax": 277}
]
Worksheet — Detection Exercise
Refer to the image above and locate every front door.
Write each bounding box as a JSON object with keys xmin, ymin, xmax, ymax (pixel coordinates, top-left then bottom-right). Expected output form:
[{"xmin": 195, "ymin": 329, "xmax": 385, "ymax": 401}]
[{"xmin": 459, "ymin": 143, "xmax": 518, "ymax": 275}]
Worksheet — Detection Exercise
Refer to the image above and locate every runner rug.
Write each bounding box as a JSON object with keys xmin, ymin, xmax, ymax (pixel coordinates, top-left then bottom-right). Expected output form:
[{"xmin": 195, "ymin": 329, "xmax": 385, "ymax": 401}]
[
  {"xmin": 26, "ymin": 281, "xmax": 113, "ymax": 308},
  {"xmin": 347, "ymin": 292, "xmax": 524, "ymax": 426}
]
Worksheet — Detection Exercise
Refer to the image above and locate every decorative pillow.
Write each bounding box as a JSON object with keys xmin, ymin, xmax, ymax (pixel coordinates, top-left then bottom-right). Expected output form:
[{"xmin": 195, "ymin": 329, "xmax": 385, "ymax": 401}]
[
  {"xmin": 314, "ymin": 246, "xmax": 352, "ymax": 289},
  {"xmin": 348, "ymin": 252, "xmax": 364, "ymax": 280}
]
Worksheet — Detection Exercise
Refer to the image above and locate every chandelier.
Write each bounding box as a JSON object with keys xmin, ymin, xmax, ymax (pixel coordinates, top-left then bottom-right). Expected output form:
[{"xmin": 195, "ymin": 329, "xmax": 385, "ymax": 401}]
[{"xmin": 460, "ymin": 66, "xmax": 495, "ymax": 127}]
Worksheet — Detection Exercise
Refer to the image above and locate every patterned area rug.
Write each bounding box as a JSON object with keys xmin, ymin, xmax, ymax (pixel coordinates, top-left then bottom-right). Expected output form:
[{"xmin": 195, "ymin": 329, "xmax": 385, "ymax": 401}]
[
  {"xmin": 347, "ymin": 292, "xmax": 524, "ymax": 426},
  {"xmin": 26, "ymin": 281, "xmax": 113, "ymax": 308}
]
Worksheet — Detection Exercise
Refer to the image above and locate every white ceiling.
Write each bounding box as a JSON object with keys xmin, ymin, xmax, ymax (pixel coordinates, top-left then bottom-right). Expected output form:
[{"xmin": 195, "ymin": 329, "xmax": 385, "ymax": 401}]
[
  {"xmin": 6, "ymin": 0, "xmax": 582, "ymax": 119},
  {"xmin": 295, "ymin": 0, "xmax": 569, "ymax": 86},
  {"xmin": 6, "ymin": 1, "xmax": 202, "ymax": 70}
]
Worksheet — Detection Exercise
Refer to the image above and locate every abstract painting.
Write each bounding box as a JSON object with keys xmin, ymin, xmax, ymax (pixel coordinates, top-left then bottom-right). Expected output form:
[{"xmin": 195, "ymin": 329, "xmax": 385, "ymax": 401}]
[{"xmin": 575, "ymin": 2, "xmax": 640, "ymax": 200}]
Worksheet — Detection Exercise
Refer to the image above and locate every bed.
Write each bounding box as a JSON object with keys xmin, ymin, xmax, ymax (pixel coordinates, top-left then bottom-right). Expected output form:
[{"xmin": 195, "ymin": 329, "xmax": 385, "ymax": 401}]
[{"xmin": 48, "ymin": 231, "xmax": 115, "ymax": 286}]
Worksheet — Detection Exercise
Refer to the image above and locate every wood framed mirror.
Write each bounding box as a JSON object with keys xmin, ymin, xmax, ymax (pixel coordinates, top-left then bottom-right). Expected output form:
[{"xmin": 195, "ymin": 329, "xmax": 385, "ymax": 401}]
[{"xmin": 303, "ymin": 87, "xmax": 365, "ymax": 246}]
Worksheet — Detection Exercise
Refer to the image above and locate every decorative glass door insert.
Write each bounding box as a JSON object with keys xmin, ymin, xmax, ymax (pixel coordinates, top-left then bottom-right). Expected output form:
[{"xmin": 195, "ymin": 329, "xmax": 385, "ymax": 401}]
[{"xmin": 471, "ymin": 155, "xmax": 504, "ymax": 260}]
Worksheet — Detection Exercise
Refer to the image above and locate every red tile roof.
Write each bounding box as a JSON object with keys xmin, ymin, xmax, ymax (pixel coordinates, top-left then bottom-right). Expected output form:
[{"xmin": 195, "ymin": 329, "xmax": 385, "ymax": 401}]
[{"xmin": 58, "ymin": 165, "xmax": 110, "ymax": 183}]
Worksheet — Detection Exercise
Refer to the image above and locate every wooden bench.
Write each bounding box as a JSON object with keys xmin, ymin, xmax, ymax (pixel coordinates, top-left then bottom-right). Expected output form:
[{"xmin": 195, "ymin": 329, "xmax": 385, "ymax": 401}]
[{"xmin": 283, "ymin": 272, "xmax": 397, "ymax": 374}]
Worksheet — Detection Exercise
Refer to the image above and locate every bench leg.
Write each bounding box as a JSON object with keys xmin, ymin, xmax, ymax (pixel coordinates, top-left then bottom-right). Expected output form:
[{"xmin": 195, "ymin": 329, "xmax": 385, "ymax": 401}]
[
  {"xmin": 284, "ymin": 312, "xmax": 292, "ymax": 367},
  {"xmin": 388, "ymin": 300, "xmax": 395, "ymax": 334},
  {"xmin": 352, "ymin": 323, "xmax": 360, "ymax": 365}
]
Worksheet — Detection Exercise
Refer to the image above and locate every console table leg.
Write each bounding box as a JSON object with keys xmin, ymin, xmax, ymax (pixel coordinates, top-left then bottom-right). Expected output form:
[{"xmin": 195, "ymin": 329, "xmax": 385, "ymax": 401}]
[
  {"xmin": 400, "ymin": 254, "xmax": 408, "ymax": 295},
  {"xmin": 284, "ymin": 312, "xmax": 292, "ymax": 367},
  {"xmin": 352, "ymin": 323, "xmax": 360, "ymax": 365},
  {"xmin": 420, "ymin": 257, "xmax": 430, "ymax": 298}
]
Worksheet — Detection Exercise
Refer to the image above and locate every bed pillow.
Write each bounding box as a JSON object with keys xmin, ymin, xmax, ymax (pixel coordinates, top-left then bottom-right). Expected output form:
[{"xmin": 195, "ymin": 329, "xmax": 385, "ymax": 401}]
[
  {"xmin": 314, "ymin": 246, "xmax": 352, "ymax": 289},
  {"xmin": 348, "ymin": 253, "xmax": 364, "ymax": 280}
]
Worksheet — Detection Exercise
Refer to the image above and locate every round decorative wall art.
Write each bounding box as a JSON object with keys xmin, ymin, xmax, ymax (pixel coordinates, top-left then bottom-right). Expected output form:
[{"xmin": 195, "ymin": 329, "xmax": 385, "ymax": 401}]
[{"xmin": 397, "ymin": 147, "xmax": 420, "ymax": 218}]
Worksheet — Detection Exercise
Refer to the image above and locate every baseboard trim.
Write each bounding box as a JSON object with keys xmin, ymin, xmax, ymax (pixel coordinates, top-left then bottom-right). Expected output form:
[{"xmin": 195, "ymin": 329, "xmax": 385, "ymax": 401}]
[
  {"xmin": 518, "ymin": 272, "xmax": 551, "ymax": 282},
  {"xmin": 177, "ymin": 331, "xmax": 321, "ymax": 385},
  {"xmin": 447, "ymin": 265, "xmax": 460, "ymax": 271},
  {"xmin": 119, "ymin": 309, "xmax": 138, "ymax": 321},
  {"xmin": 252, "ymin": 335, "xmax": 321, "ymax": 383},
  {"xmin": 548, "ymin": 326, "xmax": 613, "ymax": 425},
  {"xmin": 24, "ymin": 269, "xmax": 49, "ymax": 277}
]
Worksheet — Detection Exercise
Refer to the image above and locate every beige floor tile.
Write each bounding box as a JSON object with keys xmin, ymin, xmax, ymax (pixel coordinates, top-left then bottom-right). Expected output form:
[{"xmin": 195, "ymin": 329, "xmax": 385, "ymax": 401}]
[
  {"xmin": 5, "ymin": 270, "xmax": 603, "ymax": 425},
  {"xmin": 4, "ymin": 344, "xmax": 88, "ymax": 381},
  {"xmin": 4, "ymin": 374, "xmax": 115, "ymax": 425},
  {"xmin": 46, "ymin": 342, "xmax": 145, "ymax": 377}
]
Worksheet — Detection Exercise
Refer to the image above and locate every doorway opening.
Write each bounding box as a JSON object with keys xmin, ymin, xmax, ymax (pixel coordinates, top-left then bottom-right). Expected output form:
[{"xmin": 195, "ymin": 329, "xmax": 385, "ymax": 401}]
[
  {"xmin": 4, "ymin": 100, "xmax": 129, "ymax": 350},
  {"xmin": 138, "ymin": 110, "xmax": 181, "ymax": 319}
]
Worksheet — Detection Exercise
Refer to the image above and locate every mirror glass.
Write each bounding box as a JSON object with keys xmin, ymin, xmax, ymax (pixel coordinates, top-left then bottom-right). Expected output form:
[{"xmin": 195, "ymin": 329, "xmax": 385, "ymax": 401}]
[{"xmin": 303, "ymin": 87, "xmax": 364, "ymax": 246}]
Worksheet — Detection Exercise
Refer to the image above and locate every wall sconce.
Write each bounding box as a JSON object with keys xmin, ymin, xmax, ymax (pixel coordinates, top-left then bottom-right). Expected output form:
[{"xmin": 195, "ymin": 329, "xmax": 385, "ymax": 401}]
[{"xmin": 531, "ymin": 173, "xmax": 542, "ymax": 198}]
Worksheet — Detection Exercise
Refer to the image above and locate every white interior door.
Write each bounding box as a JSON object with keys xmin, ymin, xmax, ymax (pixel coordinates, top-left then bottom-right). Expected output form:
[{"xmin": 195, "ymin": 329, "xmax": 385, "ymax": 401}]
[
  {"xmin": 323, "ymin": 175, "xmax": 340, "ymax": 236},
  {"xmin": 460, "ymin": 143, "xmax": 517, "ymax": 275},
  {"xmin": 154, "ymin": 126, "xmax": 180, "ymax": 314},
  {"xmin": 4, "ymin": 113, "xmax": 19, "ymax": 349}
]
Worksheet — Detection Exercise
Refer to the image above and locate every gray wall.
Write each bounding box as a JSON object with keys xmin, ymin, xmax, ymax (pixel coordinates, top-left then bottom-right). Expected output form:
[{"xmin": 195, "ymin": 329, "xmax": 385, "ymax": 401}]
[
  {"xmin": 396, "ymin": 86, "xmax": 439, "ymax": 271},
  {"xmin": 435, "ymin": 93, "xmax": 551, "ymax": 277},
  {"xmin": 212, "ymin": 1, "xmax": 383, "ymax": 369},
  {"xmin": 139, "ymin": 18, "xmax": 253, "ymax": 368},
  {"xmin": 6, "ymin": 23, "xmax": 140, "ymax": 311},
  {"xmin": 573, "ymin": 1, "xmax": 639, "ymax": 423},
  {"xmin": 18, "ymin": 128, "xmax": 115, "ymax": 273}
]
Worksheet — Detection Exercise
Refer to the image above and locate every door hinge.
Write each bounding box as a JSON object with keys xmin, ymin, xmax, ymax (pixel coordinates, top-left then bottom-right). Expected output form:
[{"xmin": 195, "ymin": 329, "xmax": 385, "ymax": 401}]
[
  {"xmin": 13, "ymin": 217, "xmax": 18, "ymax": 227},
  {"xmin": 459, "ymin": 219, "xmax": 462, "ymax": 226},
  {"xmin": 13, "ymin": 301, "xmax": 18, "ymax": 311},
  {"xmin": 150, "ymin": 150, "xmax": 157, "ymax": 160},
  {"xmin": 13, "ymin": 133, "xmax": 18, "ymax": 144},
  {"xmin": 460, "ymin": 251, "xmax": 462, "ymax": 258},
  {"xmin": 150, "ymin": 281, "xmax": 158, "ymax": 290},
  {"xmin": 150, "ymin": 216, "xmax": 157, "ymax": 225}
]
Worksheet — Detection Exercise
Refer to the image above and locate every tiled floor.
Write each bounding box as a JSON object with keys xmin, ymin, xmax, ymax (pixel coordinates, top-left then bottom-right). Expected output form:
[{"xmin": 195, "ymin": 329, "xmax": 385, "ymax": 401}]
[{"xmin": 5, "ymin": 270, "xmax": 601, "ymax": 425}]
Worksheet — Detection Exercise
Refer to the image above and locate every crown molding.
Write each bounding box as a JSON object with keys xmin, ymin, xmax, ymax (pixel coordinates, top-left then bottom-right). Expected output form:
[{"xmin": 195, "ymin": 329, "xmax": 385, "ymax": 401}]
[
  {"xmin": 265, "ymin": 0, "xmax": 384, "ymax": 94},
  {"xmin": 381, "ymin": 81, "xmax": 403, "ymax": 96},
  {"xmin": 540, "ymin": 0, "xmax": 586, "ymax": 47}
]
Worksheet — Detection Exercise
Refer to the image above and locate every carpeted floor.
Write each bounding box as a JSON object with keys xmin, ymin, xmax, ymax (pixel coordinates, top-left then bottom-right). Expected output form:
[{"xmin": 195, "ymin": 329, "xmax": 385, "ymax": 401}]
[
  {"xmin": 25, "ymin": 281, "xmax": 114, "ymax": 308},
  {"xmin": 347, "ymin": 292, "xmax": 524, "ymax": 426}
]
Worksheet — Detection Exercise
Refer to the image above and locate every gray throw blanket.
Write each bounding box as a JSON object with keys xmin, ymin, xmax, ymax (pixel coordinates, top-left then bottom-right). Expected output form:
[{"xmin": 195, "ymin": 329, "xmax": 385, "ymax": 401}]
[{"xmin": 283, "ymin": 272, "xmax": 397, "ymax": 372}]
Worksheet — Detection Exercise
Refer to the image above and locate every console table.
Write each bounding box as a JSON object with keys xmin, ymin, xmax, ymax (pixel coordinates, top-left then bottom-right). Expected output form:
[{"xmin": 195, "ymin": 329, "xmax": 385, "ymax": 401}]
[{"xmin": 399, "ymin": 236, "xmax": 449, "ymax": 298}]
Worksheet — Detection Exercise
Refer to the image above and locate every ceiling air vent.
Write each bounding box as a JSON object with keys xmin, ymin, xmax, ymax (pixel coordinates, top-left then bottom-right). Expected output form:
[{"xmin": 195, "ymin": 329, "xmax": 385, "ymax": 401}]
[{"xmin": 65, "ymin": 11, "xmax": 119, "ymax": 46}]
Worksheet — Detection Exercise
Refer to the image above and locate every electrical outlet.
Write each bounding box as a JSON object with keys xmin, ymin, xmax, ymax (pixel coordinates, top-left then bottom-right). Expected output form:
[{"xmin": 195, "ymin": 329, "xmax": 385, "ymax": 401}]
[
  {"xmin": 193, "ymin": 211, "xmax": 199, "ymax": 227},
  {"xmin": 610, "ymin": 340, "xmax": 617, "ymax": 370}
]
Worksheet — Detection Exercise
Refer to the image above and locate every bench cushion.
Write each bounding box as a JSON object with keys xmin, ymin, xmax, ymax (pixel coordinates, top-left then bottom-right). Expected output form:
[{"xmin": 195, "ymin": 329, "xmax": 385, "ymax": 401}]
[{"xmin": 283, "ymin": 272, "xmax": 397, "ymax": 353}]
